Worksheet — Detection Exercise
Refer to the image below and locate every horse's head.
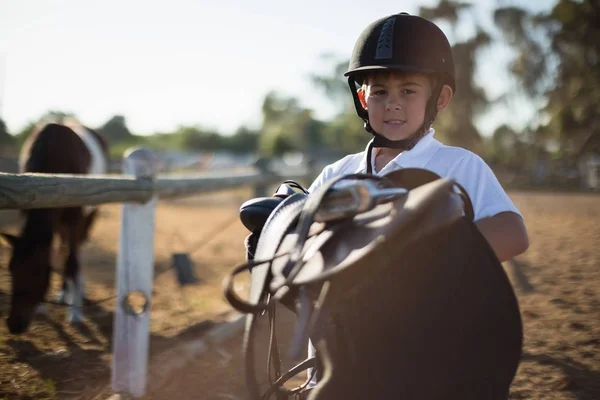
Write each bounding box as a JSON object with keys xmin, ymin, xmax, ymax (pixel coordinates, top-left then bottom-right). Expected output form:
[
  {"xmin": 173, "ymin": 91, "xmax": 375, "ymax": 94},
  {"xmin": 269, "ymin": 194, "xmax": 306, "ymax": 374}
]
[{"xmin": 1, "ymin": 232, "xmax": 52, "ymax": 334}]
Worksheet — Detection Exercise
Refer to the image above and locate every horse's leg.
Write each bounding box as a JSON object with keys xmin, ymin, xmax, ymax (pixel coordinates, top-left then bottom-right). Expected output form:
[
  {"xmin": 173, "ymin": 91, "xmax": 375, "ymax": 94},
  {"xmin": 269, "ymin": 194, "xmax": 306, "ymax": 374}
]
[
  {"xmin": 56, "ymin": 225, "xmax": 69, "ymax": 304},
  {"xmin": 81, "ymin": 207, "xmax": 98, "ymax": 243},
  {"xmin": 79, "ymin": 207, "xmax": 98, "ymax": 304},
  {"xmin": 63, "ymin": 208, "xmax": 85, "ymax": 323}
]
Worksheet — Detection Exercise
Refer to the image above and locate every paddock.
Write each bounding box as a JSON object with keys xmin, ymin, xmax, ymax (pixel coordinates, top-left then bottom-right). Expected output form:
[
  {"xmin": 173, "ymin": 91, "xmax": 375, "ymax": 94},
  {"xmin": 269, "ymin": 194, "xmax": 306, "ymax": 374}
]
[{"xmin": 0, "ymin": 182, "xmax": 598, "ymax": 399}]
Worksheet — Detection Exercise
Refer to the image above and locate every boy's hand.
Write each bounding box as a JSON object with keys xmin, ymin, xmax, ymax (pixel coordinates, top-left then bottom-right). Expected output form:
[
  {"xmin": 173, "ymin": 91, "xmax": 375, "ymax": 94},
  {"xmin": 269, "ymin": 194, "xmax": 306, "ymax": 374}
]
[{"xmin": 475, "ymin": 212, "xmax": 529, "ymax": 262}]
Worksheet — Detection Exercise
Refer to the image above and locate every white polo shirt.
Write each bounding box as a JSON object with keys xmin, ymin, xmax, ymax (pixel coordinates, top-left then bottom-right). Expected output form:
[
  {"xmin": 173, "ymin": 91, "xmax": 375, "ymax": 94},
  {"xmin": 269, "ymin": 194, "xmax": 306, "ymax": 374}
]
[{"xmin": 308, "ymin": 128, "xmax": 522, "ymax": 221}]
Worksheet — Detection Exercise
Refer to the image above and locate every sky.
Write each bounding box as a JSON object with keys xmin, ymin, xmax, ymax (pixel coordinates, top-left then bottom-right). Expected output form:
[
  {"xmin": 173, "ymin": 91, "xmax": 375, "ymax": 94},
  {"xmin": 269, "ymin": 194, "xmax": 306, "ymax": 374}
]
[{"xmin": 0, "ymin": 0, "xmax": 556, "ymax": 138}]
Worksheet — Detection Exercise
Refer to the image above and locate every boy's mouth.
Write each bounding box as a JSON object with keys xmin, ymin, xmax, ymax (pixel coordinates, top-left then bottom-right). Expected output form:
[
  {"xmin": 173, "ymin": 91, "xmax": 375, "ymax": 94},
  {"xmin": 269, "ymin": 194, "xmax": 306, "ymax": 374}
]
[{"xmin": 384, "ymin": 119, "xmax": 406, "ymax": 125}]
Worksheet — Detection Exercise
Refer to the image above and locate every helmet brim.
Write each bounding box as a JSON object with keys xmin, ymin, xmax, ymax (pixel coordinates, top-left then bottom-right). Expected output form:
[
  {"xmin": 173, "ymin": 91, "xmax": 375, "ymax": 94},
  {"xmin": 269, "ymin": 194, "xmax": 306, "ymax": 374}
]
[{"xmin": 344, "ymin": 64, "xmax": 439, "ymax": 78}]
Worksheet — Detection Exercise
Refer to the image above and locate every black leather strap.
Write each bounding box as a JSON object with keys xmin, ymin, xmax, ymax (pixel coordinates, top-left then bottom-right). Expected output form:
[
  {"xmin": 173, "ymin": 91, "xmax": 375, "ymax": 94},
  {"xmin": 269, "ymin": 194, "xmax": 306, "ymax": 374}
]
[{"xmin": 262, "ymin": 357, "xmax": 317, "ymax": 399}]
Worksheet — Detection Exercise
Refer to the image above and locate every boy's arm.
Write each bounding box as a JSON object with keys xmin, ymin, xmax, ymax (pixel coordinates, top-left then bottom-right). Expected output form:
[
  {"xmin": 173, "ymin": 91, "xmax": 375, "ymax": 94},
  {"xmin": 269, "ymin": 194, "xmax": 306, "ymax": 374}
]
[
  {"xmin": 447, "ymin": 153, "xmax": 529, "ymax": 262},
  {"xmin": 475, "ymin": 211, "xmax": 529, "ymax": 262}
]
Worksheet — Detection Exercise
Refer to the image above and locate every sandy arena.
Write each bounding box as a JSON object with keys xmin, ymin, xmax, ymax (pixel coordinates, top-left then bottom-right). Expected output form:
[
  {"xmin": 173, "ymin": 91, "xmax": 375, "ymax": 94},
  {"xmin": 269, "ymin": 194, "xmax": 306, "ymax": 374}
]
[{"xmin": 0, "ymin": 189, "xmax": 598, "ymax": 399}]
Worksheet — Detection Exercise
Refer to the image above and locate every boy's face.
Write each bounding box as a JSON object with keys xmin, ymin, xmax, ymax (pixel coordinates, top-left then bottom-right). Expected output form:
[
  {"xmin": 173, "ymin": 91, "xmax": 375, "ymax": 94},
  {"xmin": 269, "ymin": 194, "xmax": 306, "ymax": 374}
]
[{"xmin": 358, "ymin": 71, "xmax": 433, "ymax": 141}]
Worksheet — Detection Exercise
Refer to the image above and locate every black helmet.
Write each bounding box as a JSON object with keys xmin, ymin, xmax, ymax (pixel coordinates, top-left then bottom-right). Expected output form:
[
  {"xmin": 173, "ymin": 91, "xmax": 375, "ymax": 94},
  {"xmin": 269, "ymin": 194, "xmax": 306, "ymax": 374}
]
[{"xmin": 345, "ymin": 13, "xmax": 455, "ymax": 153}]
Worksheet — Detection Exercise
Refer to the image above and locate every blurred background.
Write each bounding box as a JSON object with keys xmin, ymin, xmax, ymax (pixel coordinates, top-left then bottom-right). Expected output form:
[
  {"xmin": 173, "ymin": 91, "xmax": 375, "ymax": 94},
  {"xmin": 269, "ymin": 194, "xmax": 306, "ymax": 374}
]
[
  {"xmin": 0, "ymin": 0, "xmax": 598, "ymax": 190},
  {"xmin": 0, "ymin": 1, "xmax": 599, "ymax": 399}
]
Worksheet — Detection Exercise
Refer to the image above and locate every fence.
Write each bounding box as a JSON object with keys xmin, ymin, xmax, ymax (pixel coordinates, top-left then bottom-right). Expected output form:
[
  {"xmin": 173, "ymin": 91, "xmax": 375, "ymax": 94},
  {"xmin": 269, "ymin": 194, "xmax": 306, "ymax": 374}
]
[{"xmin": 0, "ymin": 147, "xmax": 311, "ymax": 398}]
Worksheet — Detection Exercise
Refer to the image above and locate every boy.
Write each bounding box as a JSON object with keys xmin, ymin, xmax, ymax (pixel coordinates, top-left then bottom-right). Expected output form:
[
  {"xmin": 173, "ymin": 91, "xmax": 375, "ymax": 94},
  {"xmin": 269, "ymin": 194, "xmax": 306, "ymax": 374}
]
[
  {"xmin": 309, "ymin": 12, "xmax": 529, "ymax": 262},
  {"xmin": 306, "ymin": 12, "xmax": 529, "ymax": 392}
]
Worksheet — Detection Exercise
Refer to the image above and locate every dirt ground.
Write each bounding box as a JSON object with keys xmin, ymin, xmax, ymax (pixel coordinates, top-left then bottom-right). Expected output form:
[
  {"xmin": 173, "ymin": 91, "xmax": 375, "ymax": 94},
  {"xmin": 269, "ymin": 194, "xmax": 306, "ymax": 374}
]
[{"xmin": 0, "ymin": 189, "xmax": 598, "ymax": 399}]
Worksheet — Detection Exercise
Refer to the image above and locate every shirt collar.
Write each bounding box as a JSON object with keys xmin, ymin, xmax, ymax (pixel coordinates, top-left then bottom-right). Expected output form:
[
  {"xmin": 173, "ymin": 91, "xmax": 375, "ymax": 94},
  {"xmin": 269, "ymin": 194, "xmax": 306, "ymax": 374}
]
[{"xmin": 358, "ymin": 128, "xmax": 440, "ymax": 173}]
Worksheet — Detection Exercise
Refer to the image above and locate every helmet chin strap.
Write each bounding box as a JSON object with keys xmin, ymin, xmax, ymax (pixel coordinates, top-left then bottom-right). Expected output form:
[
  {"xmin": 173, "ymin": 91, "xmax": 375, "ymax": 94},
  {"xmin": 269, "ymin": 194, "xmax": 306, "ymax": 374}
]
[{"xmin": 348, "ymin": 76, "xmax": 443, "ymax": 174}]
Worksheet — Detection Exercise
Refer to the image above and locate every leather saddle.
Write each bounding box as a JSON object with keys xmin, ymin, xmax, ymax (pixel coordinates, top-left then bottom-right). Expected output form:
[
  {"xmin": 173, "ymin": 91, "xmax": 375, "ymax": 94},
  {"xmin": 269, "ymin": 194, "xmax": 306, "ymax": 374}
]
[{"xmin": 224, "ymin": 168, "xmax": 521, "ymax": 400}]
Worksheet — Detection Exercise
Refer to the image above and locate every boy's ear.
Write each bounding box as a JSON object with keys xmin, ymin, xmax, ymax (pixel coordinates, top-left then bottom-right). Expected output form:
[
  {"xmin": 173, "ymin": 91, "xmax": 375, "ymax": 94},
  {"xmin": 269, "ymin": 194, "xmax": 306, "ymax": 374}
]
[
  {"xmin": 0, "ymin": 233, "xmax": 19, "ymax": 248},
  {"xmin": 357, "ymin": 88, "xmax": 368, "ymax": 110},
  {"xmin": 436, "ymin": 84, "xmax": 453, "ymax": 112}
]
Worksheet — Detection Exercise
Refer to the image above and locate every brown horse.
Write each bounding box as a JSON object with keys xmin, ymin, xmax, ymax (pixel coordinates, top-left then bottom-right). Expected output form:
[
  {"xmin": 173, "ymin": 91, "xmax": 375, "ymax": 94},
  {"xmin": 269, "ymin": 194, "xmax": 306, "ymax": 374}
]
[{"xmin": 0, "ymin": 120, "xmax": 108, "ymax": 334}]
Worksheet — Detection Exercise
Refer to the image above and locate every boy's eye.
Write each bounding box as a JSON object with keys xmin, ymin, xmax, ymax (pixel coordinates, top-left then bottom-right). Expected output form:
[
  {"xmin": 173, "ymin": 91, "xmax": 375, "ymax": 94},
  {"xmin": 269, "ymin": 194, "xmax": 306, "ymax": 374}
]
[
  {"xmin": 373, "ymin": 90, "xmax": 387, "ymax": 96},
  {"xmin": 402, "ymin": 89, "xmax": 416, "ymax": 95}
]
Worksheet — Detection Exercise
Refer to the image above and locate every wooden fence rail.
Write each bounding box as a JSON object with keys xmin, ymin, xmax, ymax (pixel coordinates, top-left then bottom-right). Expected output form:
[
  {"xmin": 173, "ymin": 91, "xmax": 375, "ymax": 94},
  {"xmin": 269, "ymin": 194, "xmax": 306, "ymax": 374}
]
[
  {"xmin": 0, "ymin": 147, "xmax": 312, "ymax": 398},
  {"xmin": 0, "ymin": 170, "xmax": 288, "ymax": 209}
]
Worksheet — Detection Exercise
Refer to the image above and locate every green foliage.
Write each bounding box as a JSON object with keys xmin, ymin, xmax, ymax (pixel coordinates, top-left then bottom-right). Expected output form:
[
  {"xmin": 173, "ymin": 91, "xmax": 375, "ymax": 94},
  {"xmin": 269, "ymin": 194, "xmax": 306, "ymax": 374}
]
[
  {"xmin": 544, "ymin": 0, "xmax": 600, "ymax": 156},
  {"xmin": 38, "ymin": 110, "xmax": 76, "ymax": 124},
  {"xmin": 309, "ymin": 54, "xmax": 353, "ymax": 113},
  {"xmin": 259, "ymin": 127, "xmax": 297, "ymax": 156},
  {"xmin": 97, "ymin": 115, "xmax": 134, "ymax": 142},
  {"xmin": 12, "ymin": 0, "xmax": 598, "ymax": 182},
  {"xmin": 4, "ymin": 111, "xmax": 78, "ymax": 152},
  {"xmin": 309, "ymin": 56, "xmax": 370, "ymax": 154},
  {"xmin": 320, "ymin": 105, "xmax": 368, "ymax": 154},
  {"xmin": 419, "ymin": 3, "xmax": 488, "ymax": 154},
  {"xmin": 494, "ymin": 0, "xmax": 600, "ymax": 158},
  {"xmin": 258, "ymin": 91, "xmax": 325, "ymax": 157},
  {"xmin": 486, "ymin": 125, "xmax": 533, "ymax": 170},
  {"xmin": 420, "ymin": 0, "xmax": 473, "ymax": 27},
  {"xmin": 107, "ymin": 137, "xmax": 146, "ymax": 159},
  {"xmin": 172, "ymin": 125, "xmax": 223, "ymax": 151},
  {"xmin": 105, "ymin": 123, "xmax": 261, "ymax": 158},
  {"xmin": 0, "ymin": 117, "xmax": 14, "ymax": 147},
  {"xmin": 227, "ymin": 126, "xmax": 260, "ymax": 154},
  {"xmin": 493, "ymin": 7, "xmax": 548, "ymax": 97}
]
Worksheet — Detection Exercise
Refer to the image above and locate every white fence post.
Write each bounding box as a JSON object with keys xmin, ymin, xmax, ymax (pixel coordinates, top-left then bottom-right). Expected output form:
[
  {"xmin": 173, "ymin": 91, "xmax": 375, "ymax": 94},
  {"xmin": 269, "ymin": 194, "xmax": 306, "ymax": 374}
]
[{"xmin": 111, "ymin": 147, "xmax": 161, "ymax": 397}]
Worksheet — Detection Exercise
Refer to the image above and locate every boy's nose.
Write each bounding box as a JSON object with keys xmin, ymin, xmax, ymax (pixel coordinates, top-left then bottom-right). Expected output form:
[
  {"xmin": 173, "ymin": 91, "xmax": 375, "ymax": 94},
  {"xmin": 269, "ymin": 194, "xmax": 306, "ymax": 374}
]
[{"xmin": 385, "ymin": 102, "xmax": 402, "ymax": 111}]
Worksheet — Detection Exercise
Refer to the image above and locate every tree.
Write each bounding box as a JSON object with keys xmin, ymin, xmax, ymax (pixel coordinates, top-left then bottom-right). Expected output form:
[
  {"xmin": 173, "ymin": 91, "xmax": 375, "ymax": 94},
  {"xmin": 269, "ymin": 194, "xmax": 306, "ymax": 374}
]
[
  {"xmin": 309, "ymin": 54, "xmax": 354, "ymax": 114},
  {"xmin": 419, "ymin": 1, "xmax": 488, "ymax": 153},
  {"xmin": 310, "ymin": 55, "xmax": 373, "ymax": 154},
  {"xmin": 225, "ymin": 126, "xmax": 260, "ymax": 154},
  {"xmin": 0, "ymin": 118, "xmax": 14, "ymax": 148},
  {"xmin": 494, "ymin": 0, "xmax": 600, "ymax": 158},
  {"xmin": 420, "ymin": 0, "xmax": 472, "ymax": 27},
  {"xmin": 14, "ymin": 121, "xmax": 37, "ymax": 145},
  {"xmin": 37, "ymin": 110, "xmax": 76, "ymax": 125},
  {"xmin": 487, "ymin": 124, "xmax": 524, "ymax": 168},
  {"xmin": 258, "ymin": 91, "xmax": 324, "ymax": 157},
  {"xmin": 493, "ymin": 7, "xmax": 549, "ymax": 98},
  {"xmin": 259, "ymin": 128, "xmax": 296, "ymax": 156},
  {"xmin": 168, "ymin": 125, "xmax": 225, "ymax": 151},
  {"xmin": 8, "ymin": 111, "xmax": 77, "ymax": 149},
  {"xmin": 97, "ymin": 115, "xmax": 134, "ymax": 142}
]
